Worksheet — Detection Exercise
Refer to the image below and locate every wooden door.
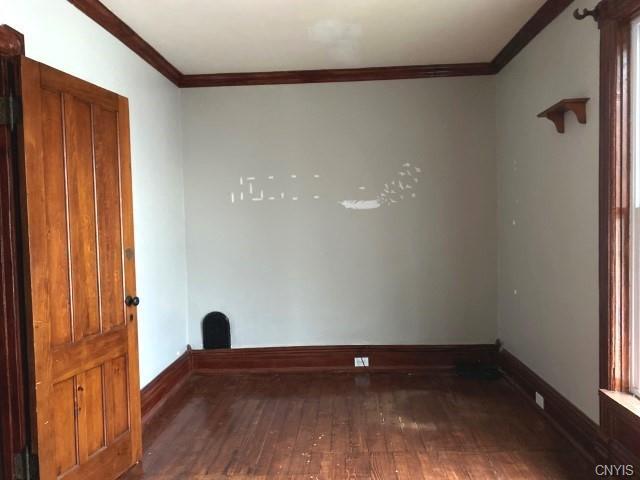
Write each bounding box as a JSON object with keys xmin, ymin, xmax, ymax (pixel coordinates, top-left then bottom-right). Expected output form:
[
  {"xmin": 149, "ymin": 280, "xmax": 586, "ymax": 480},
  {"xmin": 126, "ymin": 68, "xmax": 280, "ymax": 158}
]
[{"xmin": 18, "ymin": 57, "xmax": 142, "ymax": 480}]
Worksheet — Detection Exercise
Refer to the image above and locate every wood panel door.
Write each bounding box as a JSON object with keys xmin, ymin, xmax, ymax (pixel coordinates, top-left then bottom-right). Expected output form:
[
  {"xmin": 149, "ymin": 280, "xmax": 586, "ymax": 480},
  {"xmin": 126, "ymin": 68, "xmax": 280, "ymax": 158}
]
[{"xmin": 18, "ymin": 57, "xmax": 142, "ymax": 480}]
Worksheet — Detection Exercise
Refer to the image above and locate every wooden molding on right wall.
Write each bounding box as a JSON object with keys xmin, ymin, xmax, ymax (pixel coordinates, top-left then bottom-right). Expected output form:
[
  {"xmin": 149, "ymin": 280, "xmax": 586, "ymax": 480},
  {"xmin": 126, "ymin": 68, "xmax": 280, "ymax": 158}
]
[
  {"xmin": 499, "ymin": 349, "xmax": 607, "ymax": 465},
  {"xmin": 596, "ymin": 0, "xmax": 640, "ymax": 469}
]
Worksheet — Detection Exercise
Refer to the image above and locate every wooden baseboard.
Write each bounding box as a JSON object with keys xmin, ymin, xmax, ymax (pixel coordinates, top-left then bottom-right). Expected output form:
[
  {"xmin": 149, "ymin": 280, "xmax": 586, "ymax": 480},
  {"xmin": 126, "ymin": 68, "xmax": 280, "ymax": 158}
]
[
  {"xmin": 141, "ymin": 344, "xmax": 640, "ymax": 472},
  {"xmin": 139, "ymin": 344, "xmax": 496, "ymax": 427},
  {"xmin": 138, "ymin": 344, "xmax": 496, "ymax": 430},
  {"xmin": 499, "ymin": 349, "xmax": 607, "ymax": 465},
  {"xmin": 600, "ymin": 390, "xmax": 640, "ymax": 469},
  {"xmin": 191, "ymin": 344, "xmax": 498, "ymax": 373},
  {"xmin": 140, "ymin": 348, "xmax": 192, "ymax": 424}
]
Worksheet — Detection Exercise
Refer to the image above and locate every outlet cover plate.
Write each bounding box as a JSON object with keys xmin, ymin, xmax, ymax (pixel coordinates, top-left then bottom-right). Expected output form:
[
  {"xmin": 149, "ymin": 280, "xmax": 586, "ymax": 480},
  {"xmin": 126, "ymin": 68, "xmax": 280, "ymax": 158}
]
[{"xmin": 354, "ymin": 357, "xmax": 369, "ymax": 367}]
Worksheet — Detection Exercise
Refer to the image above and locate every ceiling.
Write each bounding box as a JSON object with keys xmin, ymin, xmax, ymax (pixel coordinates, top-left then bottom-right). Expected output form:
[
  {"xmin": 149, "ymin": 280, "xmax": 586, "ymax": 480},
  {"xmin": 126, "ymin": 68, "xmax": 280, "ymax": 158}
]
[{"xmin": 100, "ymin": 0, "xmax": 546, "ymax": 75}]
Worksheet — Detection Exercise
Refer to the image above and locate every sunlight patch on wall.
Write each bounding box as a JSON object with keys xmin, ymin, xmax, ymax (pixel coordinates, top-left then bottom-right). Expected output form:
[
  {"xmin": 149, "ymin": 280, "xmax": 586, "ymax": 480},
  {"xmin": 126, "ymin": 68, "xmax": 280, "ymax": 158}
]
[
  {"xmin": 229, "ymin": 162, "xmax": 422, "ymax": 211},
  {"xmin": 339, "ymin": 162, "xmax": 422, "ymax": 210}
]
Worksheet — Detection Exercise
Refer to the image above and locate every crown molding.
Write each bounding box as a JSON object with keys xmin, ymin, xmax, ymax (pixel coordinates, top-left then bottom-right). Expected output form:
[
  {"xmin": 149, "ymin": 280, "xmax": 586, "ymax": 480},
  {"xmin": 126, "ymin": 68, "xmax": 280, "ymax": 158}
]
[
  {"xmin": 178, "ymin": 63, "xmax": 495, "ymax": 88},
  {"xmin": 68, "ymin": 0, "xmax": 574, "ymax": 87},
  {"xmin": 67, "ymin": 0, "xmax": 181, "ymax": 86},
  {"xmin": 491, "ymin": 0, "xmax": 575, "ymax": 73}
]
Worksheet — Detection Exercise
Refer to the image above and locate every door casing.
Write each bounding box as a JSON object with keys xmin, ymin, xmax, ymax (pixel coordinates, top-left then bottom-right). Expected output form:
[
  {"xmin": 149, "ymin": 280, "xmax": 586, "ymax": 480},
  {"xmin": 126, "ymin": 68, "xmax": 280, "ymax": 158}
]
[{"xmin": 0, "ymin": 25, "xmax": 31, "ymax": 480}]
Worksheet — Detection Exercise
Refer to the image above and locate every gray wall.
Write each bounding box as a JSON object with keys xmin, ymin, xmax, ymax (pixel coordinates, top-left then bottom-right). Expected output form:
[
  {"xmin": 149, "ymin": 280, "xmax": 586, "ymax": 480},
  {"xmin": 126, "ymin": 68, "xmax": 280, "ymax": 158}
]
[
  {"xmin": 496, "ymin": 0, "xmax": 600, "ymax": 421},
  {"xmin": 6, "ymin": 0, "xmax": 602, "ymax": 423},
  {"xmin": 181, "ymin": 77, "xmax": 498, "ymax": 348}
]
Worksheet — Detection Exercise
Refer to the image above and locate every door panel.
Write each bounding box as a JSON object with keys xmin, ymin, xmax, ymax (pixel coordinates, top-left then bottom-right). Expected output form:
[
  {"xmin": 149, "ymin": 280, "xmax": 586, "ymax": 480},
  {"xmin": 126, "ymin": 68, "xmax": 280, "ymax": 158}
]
[
  {"xmin": 64, "ymin": 93, "xmax": 101, "ymax": 341},
  {"xmin": 105, "ymin": 355, "xmax": 130, "ymax": 442},
  {"xmin": 52, "ymin": 378, "xmax": 77, "ymax": 475},
  {"xmin": 19, "ymin": 57, "xmax": 141, "ymax": 480},
  {"xmin": 78, "ymin": 365, "xmax": 106, "ymax": 459},
  {"xmin": 94, "ymin": 106, "xmax": 126, "ymax": 334},
  {"xmin": 41, "ymin": 87, "xmax": 72, "ymax": 347}
]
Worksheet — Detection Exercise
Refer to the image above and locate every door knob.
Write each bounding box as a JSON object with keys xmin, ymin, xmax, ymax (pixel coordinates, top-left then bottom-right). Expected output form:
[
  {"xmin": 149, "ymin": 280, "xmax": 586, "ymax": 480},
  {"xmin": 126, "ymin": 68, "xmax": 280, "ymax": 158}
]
[{"xmin": 125, "ymin": 296, "xmax": 140, "ymax": 307}]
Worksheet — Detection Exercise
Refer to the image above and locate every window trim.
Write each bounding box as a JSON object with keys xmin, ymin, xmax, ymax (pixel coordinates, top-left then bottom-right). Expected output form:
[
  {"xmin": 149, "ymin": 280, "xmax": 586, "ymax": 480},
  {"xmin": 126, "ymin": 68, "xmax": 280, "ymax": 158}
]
[
  {"xmin": 577, "ymin": 0, "xmax": 640, "ymax": 464},
  {"xmin": 598, "ymin": 0, "xmax": 640, "ymax": 394},
  {"xmin": 630, "ymin": 15, "xmax": 640, "ymax": 397}
]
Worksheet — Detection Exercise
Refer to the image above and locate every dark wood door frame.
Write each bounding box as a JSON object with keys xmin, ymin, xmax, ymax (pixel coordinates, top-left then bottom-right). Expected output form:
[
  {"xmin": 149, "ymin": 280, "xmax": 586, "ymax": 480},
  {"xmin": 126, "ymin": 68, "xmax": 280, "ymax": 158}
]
[{"xmin": 0, "ymin": 25, "xmax": 30, "ymax": 480}]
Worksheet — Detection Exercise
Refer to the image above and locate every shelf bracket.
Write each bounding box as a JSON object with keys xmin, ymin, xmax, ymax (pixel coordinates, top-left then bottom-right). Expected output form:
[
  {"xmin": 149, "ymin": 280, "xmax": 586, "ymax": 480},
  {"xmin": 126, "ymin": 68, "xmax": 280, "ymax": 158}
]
[{"xmin": 537, "ymin": 98, "xmax": 589, "ymax": 134}]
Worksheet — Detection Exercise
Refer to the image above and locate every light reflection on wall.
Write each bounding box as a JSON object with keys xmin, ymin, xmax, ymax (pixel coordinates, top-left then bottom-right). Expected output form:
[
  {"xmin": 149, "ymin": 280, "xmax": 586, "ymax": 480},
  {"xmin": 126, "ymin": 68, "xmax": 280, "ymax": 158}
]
[{"xmin": 230, "ymin": 162, "xmax": 422, "ymax": 211}]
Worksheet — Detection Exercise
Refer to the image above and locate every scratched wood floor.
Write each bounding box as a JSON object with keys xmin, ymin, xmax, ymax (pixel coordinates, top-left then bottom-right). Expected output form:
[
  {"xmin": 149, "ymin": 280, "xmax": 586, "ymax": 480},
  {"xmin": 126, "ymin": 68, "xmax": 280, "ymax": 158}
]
[{"xmin": 122, "ymin": 372, "xmax": 592, "ymax": 479}]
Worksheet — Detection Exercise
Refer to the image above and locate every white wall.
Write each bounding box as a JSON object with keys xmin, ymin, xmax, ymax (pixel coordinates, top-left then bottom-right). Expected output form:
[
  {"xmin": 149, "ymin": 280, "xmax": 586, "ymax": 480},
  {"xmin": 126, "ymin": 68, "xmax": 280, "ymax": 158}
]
[
  {"xmin": 2, "ymin": 0, "xmax": 190, "ymax": 387},
  {"xmin": 496, "ymin": 0, "xmax": 600, "ymax": 421},
  {"xmin": 182, "ymin": 78, "xmax": 497, "ymax": 348}
]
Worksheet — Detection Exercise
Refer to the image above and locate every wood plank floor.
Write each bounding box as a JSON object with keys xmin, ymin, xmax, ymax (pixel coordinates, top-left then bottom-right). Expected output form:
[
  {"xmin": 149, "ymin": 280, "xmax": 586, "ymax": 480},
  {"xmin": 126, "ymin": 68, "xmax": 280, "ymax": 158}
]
[{"xmin": 122, "ymin": 372, "xmax": 592, "ymax": 479}]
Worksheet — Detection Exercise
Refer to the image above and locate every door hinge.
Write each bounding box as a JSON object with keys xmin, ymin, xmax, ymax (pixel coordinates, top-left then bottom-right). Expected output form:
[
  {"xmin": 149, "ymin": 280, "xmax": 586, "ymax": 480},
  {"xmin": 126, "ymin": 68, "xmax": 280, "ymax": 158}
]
[
  {"xmin": 0, "ymin": 95, "xmax": 21, "ymax": 130},
  {"xmin": 13, "ymin": 448, "xmax": 37, "ymax": 480}
]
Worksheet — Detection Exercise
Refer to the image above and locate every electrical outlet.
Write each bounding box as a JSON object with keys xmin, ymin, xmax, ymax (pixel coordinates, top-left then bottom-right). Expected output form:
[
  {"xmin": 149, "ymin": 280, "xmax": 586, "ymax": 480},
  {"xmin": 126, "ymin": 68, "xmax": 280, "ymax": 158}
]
[
  {"xmin": 354, "ymin": 357, "xmax": 369, "ymax": 367},
  {"xmin": 535, "ymin": 392, "xmax": 544, "ymax": 409}
]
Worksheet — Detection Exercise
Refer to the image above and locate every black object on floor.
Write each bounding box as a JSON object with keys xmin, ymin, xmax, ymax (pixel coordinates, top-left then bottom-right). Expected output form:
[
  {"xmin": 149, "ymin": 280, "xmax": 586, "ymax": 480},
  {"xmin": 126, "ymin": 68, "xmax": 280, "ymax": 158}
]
[
  {"xmin": 202, "ymin": 311, "xmax": 231, "ymax": 349},
  {"xmin": 455, "ymin": 361, "xmax": 502, "ymax": 380}
]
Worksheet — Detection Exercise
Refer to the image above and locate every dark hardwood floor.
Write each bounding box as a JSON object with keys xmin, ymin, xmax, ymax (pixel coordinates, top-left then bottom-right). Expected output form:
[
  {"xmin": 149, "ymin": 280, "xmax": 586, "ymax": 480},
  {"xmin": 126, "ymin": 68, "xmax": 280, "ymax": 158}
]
[{"xmin": 122, "ymin": 372, "xmax": 592, "ymax": 479}]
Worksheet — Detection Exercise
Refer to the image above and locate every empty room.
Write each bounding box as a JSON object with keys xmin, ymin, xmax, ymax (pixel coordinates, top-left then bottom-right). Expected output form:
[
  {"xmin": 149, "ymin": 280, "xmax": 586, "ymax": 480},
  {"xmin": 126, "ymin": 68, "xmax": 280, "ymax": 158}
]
[{"xmin": 1, "ymin": 0, "xmax": 640, "ymax": 479}]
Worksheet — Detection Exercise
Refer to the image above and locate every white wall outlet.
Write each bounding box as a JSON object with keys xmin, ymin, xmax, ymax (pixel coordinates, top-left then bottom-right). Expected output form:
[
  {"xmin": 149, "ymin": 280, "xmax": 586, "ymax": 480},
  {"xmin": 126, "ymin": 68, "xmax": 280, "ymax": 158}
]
[
  {"xmin": 535, "ymin": 392, "xmax": 544, "ymax": 409},
  {"xmin": 354, "ymin": 356, "xmax": 369, "ymax": 367}
]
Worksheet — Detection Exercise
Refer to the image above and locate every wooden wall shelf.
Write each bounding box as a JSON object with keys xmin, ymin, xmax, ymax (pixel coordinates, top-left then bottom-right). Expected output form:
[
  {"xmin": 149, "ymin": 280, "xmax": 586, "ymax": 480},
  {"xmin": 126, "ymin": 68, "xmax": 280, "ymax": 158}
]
[{"xmin": 537, "ymin": 98, "xmax": 589, "ymax": 133}]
